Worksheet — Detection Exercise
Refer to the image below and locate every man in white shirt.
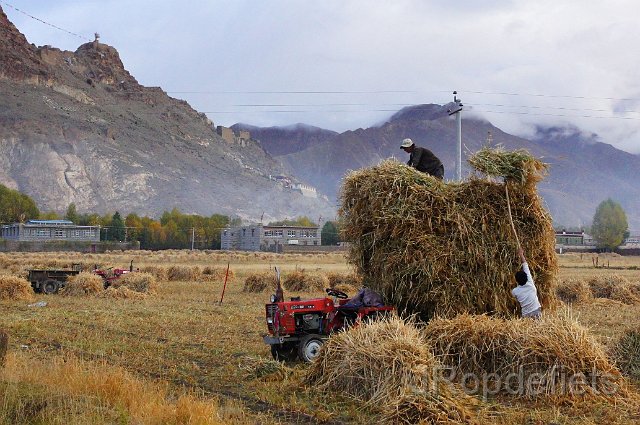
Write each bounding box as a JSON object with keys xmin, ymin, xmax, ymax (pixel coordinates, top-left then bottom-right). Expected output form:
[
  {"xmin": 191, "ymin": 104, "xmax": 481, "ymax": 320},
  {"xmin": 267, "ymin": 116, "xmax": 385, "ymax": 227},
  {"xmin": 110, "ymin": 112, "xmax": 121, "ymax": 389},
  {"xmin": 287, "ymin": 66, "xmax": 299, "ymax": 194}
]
[{"xmin": 511, "ymin": 248, "xmax": 542, "ymax": 319}]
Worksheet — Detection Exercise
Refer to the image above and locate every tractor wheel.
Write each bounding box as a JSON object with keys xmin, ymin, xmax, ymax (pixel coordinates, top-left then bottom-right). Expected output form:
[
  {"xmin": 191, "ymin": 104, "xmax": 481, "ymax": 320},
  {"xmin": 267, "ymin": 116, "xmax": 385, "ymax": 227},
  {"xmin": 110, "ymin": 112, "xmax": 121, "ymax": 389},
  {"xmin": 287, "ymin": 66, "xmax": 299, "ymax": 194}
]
[
  {"xmin": 42, "ymin": 280, "xmax": 60, "ymax": 295},
  {"xmin": 298, "ymin": 334, "xmax": 324, "ymax": 363},
  {"xmin": 270, "ymin": 343, "xmax": 298, "ymax": 362}
]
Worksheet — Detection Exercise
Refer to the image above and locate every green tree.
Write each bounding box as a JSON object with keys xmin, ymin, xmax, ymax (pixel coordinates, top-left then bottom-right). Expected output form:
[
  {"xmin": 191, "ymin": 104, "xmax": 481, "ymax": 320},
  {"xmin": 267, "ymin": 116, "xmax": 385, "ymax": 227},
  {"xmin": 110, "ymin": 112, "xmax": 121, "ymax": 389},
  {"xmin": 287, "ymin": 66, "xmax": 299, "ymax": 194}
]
[
  {"xmin": 321, "ymin": 221, "xmax": 341, "ymax": 245},
  {"xmin": 0, "ymin": 184, "xmax": 39, "ymax": 222},
  {"xmin": 591, "ymin": 199, "xmax": 628, "ymax": 251},
  {"xmin": 110, "ymin": 211, "xmax": 126, "ymax": 241},
  {"xmin": 65, "ymin": 203, "xmax": 79, "ymax": 223},
  {"xmin": 268, "ymin": 216, "xmax": 316, "ymax": 227}
]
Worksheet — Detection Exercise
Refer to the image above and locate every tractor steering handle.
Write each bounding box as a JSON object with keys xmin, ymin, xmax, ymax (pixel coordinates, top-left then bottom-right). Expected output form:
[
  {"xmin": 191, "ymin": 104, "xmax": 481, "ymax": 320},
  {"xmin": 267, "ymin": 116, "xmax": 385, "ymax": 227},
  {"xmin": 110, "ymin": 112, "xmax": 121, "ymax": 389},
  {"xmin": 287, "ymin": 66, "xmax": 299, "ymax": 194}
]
[{"xmin": 326, "ymin": 288, "xmax": 348, "ymax": 299}]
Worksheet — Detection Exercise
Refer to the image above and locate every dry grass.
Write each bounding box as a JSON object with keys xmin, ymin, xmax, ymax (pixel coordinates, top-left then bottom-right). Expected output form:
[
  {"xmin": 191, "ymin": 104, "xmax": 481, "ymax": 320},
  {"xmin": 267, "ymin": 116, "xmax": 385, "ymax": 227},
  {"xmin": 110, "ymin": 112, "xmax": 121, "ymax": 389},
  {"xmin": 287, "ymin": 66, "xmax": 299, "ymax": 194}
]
[
  {"xmin": 305, "ymin": 315, "xmax": 480, "ymax": 424},
  {"xmin": 0, "ymin": 351, "xmax": 230, "ymax": 424},
  {"xmin": 423, "ymin": 312, "xmax": 625, "ymax": 400},
  {"xmin": 63, "ymin": 272, "xmax": 104, "ymax": 296},
  {"xmin": 339, "ymin": 152, "xmax": 557, "ymax": 321},
  {"xmin": 0, "ymin": 329, "xmax": 7, "ymax": 367},
  {"xmin": 242, "ymin": 272, "xmax": 275, "ymax": 293},
  {"xmin": 326, "ymin": 272, "xmax": 361, "ymax": 289},
  {"xmin": 0, "ymin": 276, "xmax": 34, "ymax": 301},
  {"xmin": 112, "ymin": 273, "xmax": 157, "ymax": 294}
]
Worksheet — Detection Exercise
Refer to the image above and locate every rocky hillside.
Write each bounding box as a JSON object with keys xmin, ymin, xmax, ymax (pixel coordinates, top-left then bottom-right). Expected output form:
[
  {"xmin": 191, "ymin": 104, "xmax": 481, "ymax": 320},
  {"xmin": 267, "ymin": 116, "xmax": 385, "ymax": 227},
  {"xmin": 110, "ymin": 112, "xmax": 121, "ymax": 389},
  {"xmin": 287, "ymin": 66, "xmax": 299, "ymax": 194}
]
[
  {"xmin": 246, "ymin": 104, "xmax": 640, "ymax": 229},
  {"xmin": 0, "ymin": 7, "xmax": 334, "ymax": 222}
]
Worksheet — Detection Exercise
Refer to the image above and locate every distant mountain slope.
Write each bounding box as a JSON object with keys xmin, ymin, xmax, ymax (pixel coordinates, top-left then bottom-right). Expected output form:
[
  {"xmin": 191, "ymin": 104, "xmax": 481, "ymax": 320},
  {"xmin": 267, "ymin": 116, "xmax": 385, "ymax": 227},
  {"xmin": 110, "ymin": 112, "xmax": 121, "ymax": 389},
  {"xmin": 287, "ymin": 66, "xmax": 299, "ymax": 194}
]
[
  {"xmin": 232, "ymin": 123, "xmax": 337, "ymax": 156},
  {"xmin": 245, "ymin": 105, "xmax": 640, "ymax": 229},
  {"xmin": 0, "ymin": 6, "xmax": 334, "ymax": 222}
]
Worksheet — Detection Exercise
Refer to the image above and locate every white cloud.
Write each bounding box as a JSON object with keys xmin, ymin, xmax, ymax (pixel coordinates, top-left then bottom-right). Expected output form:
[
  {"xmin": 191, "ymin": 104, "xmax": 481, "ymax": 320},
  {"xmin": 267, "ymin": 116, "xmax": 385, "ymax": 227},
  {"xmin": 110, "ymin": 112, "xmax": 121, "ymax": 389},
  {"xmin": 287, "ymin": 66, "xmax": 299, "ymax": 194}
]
[{"xmin": 4, "ymin": 0, "xmax": 640, "ymax": 152}]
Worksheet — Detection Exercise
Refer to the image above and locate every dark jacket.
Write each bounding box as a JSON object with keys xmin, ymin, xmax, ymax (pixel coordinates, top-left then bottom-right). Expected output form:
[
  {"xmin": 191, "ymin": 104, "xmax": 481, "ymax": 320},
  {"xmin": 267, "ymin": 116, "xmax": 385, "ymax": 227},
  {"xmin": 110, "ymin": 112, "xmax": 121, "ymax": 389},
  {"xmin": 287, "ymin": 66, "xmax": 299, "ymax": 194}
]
[{"xmin": 408, "ymin": 147, "xmax": 444, "ymax": 179}]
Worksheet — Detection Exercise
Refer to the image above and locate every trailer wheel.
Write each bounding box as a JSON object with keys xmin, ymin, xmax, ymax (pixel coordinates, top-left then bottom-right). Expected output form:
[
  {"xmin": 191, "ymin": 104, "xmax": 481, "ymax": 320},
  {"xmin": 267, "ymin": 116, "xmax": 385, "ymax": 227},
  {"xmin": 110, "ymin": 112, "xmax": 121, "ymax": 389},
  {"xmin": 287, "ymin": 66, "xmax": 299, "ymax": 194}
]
[
  {"xmin": 298, "ymin": 335, "xmax": 324, "ymax": 363},
  {"xmin": 270, "ymin": 343, "xmax": 298, "ymax": 362},
  {"xmin": 42, "ymin": 280, "xmax": 60, "ymax": 294}
]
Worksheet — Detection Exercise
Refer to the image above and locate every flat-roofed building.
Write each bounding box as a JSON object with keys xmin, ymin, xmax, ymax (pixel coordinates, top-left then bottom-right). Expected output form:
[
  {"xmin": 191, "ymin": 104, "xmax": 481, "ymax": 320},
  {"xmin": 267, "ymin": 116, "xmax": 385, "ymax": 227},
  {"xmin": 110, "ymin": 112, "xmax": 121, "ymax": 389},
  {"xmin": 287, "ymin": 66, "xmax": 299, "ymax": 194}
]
[{"xmin": 1, "ymin": 220, "xmax": 100, "ymax": 242}]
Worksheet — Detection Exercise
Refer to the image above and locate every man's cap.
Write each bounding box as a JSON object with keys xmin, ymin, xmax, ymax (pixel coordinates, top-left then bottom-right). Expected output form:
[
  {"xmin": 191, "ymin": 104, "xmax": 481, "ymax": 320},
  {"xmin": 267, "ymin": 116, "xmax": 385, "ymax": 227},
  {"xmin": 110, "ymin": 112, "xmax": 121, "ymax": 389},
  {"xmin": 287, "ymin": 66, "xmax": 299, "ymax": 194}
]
[{"xmin": 400, "ymin": 138, "xmax": 414, "ymax": 148}]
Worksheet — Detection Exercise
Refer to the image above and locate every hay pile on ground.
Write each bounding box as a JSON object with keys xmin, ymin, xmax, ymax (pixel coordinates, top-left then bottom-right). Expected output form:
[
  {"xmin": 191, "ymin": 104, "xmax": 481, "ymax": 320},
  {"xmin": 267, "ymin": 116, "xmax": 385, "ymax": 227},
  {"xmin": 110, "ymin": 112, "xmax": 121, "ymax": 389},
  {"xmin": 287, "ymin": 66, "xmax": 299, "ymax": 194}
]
[
  {"xmin": 140, "ymin": 265, "xmax": 168, "ymax": 281},
  {"xmin": 587, "ymin": 275, "xmax": 640, "ymax": 304},
  {"xmin": 339, "ymin": 150, "xmax": 557, "ymax": 320},
  {"xmin": 283, "ymin": 272, "xmax": 327, "ymax": 292},
  {"xmin": 423, "ymin": 313, "xmax": 624, "ymax": 399},
  {"xmin": 326, "ymin": 272, "xmax": 361, "ymax": 290},
  {"xmin": 63, "ymin": 273, "xmax": 104, "ymax": 296},
  {"xmin": 242, "ymin": 272, "xmax": 275, "ymax": 293},
  {"xmin": 612, "ymin": 328, "xmax": 640, "ymax": 381},
  {"xmin": 167, "ymin": 265, "xmax": 201, "ymax": 281},
  {"xmin": 111, "ymin": 273, "xmax": 157, "ymax": 294},
  {"xmin": 0, "ymin": 276, "xmax": 34, "ymax": 301},
  {"xmin": 556, "ymin": 279, "xmax": 593, "ymax": 304},
  {"xmin": 202, "ymin": 266, "xmax": 235, "ymax": 281},
  {"xmin": 305, "ymin": 316, "xmax": 479, "ymax": 424},
  {"xmin": 97, "ymin": 286, "xmax": 147, "ymax": 300}
]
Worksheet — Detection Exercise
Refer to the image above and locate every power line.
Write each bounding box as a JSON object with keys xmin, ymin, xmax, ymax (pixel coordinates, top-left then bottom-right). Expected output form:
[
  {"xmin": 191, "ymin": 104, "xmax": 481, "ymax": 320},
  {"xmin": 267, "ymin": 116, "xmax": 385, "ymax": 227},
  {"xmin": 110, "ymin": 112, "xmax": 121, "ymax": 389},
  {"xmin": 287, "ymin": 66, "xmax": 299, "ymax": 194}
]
[
  {"xmin": 462, "ymin": 90, "xmax": 638, "ymax": 102},
  {"xmin": 0, "ymin": 1, "xmax": 92, "ymax": 41}
]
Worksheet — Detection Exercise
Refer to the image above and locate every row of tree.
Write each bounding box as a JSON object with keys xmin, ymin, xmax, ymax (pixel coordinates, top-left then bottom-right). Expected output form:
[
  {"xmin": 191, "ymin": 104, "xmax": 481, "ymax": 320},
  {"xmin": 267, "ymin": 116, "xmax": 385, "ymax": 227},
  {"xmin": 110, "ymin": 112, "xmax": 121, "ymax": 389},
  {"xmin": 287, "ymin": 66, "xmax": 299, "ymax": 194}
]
[{"xmin": 1, "ymin": 184, "xmax": 629, "ymax": 251}]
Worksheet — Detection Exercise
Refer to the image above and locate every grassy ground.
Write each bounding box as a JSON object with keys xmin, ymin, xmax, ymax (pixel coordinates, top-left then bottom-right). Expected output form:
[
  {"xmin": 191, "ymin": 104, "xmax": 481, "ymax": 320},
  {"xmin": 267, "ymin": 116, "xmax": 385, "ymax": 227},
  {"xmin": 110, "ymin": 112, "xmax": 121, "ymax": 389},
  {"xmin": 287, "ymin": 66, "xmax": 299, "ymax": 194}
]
[{"xmin": 0, "ymin": 250, "xmax": 639, "ymax": 424}]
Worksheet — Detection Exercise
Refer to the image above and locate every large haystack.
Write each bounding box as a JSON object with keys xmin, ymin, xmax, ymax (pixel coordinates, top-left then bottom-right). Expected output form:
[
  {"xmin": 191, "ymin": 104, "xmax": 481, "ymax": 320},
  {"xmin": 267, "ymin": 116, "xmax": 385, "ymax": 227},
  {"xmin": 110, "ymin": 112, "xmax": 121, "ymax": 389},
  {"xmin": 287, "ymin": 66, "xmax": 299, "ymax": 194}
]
[
  {"xmin": 0, "ymin": 275, "xmax": 34, "ymax": 301},
  {"xmin": 63, "ymin": 273, "xmax": 104, "ymax": 296},
  {"xmin": 339, "ymin": 147, "xmax": 557, "ymax": 320},
  {"xmin": 305, "ymin": 316, "xmax": 479, "ymax": 424},
  {"xmin": 423, "ymin": 313, "xmax": 624, "ymax": 399}
]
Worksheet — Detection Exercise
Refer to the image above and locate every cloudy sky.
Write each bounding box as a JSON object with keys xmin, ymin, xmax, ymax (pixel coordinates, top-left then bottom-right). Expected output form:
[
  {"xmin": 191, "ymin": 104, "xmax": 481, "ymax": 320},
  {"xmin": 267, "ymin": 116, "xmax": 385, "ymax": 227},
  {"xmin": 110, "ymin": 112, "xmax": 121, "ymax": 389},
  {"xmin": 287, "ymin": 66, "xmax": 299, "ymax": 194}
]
[{"xmin": 3, "ymin": 0, "xmax": 640, "ymax": 153}]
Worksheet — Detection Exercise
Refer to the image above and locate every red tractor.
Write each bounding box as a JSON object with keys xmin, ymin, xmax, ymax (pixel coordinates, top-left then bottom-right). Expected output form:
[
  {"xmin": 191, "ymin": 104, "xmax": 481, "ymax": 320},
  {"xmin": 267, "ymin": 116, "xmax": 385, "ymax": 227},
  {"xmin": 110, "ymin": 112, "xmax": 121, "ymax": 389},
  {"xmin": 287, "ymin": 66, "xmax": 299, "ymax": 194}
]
[
  {"xmin": 263, "ymin": 270, "xmax": 394, "ymax": 362},
  {"xmin": 92, "ymin": 260, "xmax": 135, "ymax": 288}
]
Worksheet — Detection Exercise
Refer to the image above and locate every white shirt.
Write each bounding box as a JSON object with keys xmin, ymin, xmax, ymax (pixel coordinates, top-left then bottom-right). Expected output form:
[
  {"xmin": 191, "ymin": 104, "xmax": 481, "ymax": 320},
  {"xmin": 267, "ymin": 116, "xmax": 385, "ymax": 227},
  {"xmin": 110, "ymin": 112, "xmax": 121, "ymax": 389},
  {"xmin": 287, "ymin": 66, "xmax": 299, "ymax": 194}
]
[{"xmin": 511, "ymin": 262, "xmax": 541, "ymax": 316}]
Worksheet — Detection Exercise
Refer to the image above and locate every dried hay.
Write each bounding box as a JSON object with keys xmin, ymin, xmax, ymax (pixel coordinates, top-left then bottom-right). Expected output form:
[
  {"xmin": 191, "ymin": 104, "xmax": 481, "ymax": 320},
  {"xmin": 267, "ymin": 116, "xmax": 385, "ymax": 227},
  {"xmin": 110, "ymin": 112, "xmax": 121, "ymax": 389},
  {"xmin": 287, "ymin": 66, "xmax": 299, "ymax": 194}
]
[
  {"xmin": 556, "ymin": 279, "xmax": 593, "ymax": 304},
  {"xmin": 242, "ymin": 272, "xmax": 275, "ymax": 293},
  {"xmin": 112, "ymin": 273, "xmax": 157, "ymax": 294},
  {"xmin": 612, "ymin": 328, "xmax": 640, "ymax": 381},
  {"xmin": 97, "ymin": 286, "xmax": 147, "ymax": 300},
  {"xmin": 326, "ymin": 272, "xmax": 362, "ymax": 289},
  {"xmin": 587, "ymin": 275, "xmax": 640, "ymax": 304},
  {"xmin": 305, "ymin": 315, "xmax": 479, "ymax": 424},
  {"xmin": 167, "ymin": 265, "xmax": 201, "ymax": 281},
  {"xmin": 283, "ymin": 272, "xmax": 327, "ymax": 292},
  {"xmin": 423, "ymin": 313, "xmax": 625, "ymax": 400},
  {"xmin": 0, "ymin": 275, "xmax": 34, "ymax": 301},
  {"xmin": 63, "ymin": 272, "xmax": 104, "ymax": 296},
  {"xmin": 339, "ymin": 150, "xmax": 557, "ymax": 321},
  {"xmin": 140, "ymin": 265, "xmax": 168, "ymax": 281},
  {"xmin": 332, "ymin": 283, "xmax": 358, "ymax": 295}
]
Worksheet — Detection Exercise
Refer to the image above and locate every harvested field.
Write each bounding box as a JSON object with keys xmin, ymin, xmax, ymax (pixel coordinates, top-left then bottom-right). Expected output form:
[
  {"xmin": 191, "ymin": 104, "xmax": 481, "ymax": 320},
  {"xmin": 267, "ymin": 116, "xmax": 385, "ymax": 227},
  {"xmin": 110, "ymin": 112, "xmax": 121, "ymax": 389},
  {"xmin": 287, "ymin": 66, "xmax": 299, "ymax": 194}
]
[
  {"xmin": 0, "ymin": 250, "xmax": 639, "ymax": 424},
  {"xmin": 97, "ymin": 286, "xmax": 148, "ymax": 300},
  {"xmin": 63, "ymin": 272, "xmax": 104, "ymax": 296},
  {"xmin": 340, "ymin": 150, "xmax": 557, "ymax": 320}
]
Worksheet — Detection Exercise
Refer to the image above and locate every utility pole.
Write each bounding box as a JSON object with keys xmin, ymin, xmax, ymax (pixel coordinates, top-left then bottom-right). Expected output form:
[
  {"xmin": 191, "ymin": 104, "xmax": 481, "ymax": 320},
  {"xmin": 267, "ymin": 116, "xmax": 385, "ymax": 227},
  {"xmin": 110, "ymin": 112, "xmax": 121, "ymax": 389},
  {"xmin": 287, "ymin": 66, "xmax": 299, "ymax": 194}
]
[
  {"xmin": 447, "ymin": 91, "xmax": 463, "ymax": 181},
  {"xmin": 191, "ymin": 227, "xmax": 195, "ymax": 250}
]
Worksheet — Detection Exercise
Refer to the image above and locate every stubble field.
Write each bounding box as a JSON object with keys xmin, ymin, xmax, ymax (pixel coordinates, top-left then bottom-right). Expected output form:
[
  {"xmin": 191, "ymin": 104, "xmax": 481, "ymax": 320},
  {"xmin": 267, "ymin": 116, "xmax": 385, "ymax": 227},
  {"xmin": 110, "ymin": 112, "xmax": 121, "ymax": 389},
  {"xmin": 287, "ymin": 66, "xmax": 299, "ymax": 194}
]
[{"xmin": 1, "ymin": 250, "xmax": 639, "ymax": 424}]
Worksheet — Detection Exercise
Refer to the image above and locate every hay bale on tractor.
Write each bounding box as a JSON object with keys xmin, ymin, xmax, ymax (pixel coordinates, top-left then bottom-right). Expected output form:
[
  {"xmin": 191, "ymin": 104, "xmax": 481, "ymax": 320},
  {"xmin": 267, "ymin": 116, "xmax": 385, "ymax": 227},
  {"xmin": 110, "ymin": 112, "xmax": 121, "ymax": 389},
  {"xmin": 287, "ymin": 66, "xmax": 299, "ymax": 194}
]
[
  {"xmin": 339, "ymin": 147, "xmax": 557, "ymax": 320},
  {"xmin": 63, "ymin": 272, "xmax": 104, "ymax": 296},
  {"xmin": 305, "ymin": 315, "xmax": 479, "ymax": 424}
]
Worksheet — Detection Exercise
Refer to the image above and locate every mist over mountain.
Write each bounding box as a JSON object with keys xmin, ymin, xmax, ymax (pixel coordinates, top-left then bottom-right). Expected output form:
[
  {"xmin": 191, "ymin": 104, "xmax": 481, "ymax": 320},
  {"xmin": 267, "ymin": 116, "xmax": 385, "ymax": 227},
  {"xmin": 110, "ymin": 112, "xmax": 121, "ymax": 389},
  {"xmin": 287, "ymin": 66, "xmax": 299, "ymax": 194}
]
[
  {"xmin": 244, "ymin": 104, "xmax": 640, "ymax": 229},
  {"xmin": 0, "ymin": 6, "xmax": 335, "ymax": 223}
]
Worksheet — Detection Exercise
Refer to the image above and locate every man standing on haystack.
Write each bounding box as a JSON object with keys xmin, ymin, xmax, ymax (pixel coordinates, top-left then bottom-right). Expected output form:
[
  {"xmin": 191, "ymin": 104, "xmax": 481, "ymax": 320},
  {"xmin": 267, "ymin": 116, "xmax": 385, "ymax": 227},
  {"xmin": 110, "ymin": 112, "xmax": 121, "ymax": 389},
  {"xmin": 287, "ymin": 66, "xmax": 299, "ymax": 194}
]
[
  {"xmin": 512, "ymin": 248, "xmax": 542, "ymax": 319},
  {"xmin": 400, "ymin": 138, "xmax": 444, "ymax": 179}
]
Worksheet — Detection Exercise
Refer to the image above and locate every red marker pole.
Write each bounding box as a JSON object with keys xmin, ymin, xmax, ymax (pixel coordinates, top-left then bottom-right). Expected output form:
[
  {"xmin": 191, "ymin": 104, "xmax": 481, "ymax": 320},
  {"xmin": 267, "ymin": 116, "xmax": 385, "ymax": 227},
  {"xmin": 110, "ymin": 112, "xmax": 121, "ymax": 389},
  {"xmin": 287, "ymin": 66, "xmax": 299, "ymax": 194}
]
[{"xmin": 219, "ymin": 262, "xmax": 230, "ymax": 305}]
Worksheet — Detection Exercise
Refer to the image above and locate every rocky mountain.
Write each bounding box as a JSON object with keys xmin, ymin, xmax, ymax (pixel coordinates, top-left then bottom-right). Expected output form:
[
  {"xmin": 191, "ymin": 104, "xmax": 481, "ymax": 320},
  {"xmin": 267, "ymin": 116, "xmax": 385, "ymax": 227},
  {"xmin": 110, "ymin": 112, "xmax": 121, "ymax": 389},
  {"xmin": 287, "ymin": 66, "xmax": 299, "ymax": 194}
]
[
  {"xmin": 245, "ymin": 104, "xmax": 640, "ymax": 229},
  {"xmin": 0, "ymin": 7, "xmax": 335, "ymax": 222}
]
